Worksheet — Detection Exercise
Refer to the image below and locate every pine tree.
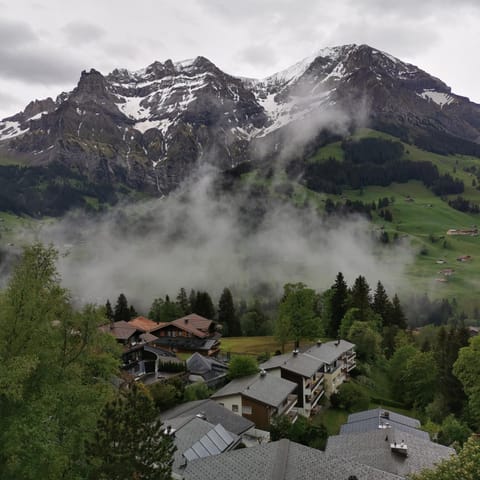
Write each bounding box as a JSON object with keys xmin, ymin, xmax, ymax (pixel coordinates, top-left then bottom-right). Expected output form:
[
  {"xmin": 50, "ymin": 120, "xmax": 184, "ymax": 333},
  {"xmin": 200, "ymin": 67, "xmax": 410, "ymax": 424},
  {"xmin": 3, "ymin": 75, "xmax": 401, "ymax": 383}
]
[
  {"xmin": 389, "ymin": 294, "xmax": 407, "ymax": 329},
  {"xmin": 114, "ymin": 293, "xmax": 130, "ymax": 322},
  {"xmin": 87, "ymin": 384, "xmax": 175, "ymax": 479},
  {"xmin": 372, "ymin": 281, "xmax": 391, "ymax": 325},
  {"xmin": 189, "ymin": 289, "xmax": 197, "ymax": 313},
  {"xmin": 176, "ymin": 287, "xmax": 190, "ymax": 315},
  {"xmin": 218, "ymin": 288, "xmax": 241, "ymax": 336},
  {"xmin": 349, "ymin": 275, "xmax": 371, "ymax": 320},
  {"xmin": 105, "ymin": 299, "xmax": 114, "ymax": 322},
  {"xmin": 327, "ymin": 272, "xmax": 349, "ymax": 337},
  {"xmin": 194, "ymin": 291, "xmax": 215, "ymax": 319},
  {"xmin": 129, "ymin": 305, "xmax": 138, "ymax": 319}
]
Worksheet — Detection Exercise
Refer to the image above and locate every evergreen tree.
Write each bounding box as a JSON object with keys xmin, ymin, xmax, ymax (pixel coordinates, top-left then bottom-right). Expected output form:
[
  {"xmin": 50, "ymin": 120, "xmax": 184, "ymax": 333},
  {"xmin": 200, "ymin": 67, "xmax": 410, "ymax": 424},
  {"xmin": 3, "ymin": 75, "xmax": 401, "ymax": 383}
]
[
  {"xmin": 129, "ymin": 305, "xmax": 138, "ymax": 319},
  {"xmin": 189, "ymin": 289, "xmax": 197, "ymax": 313},
  {"xmin": 87, "ymin": 384, "xmax": 175, "ymax": 480},
  {"xmin": 372, "ymin": 281, "xmax": 391, "ymax": 325},
  {"xmin": 149, "ymin": 297, "xmax": 164, "ymax": 323},
  {"xmin": 194, "ymin": 291, "xmax": 215, "ymax": 319},
  {"xmin": 176, "ymin": 287, "xmax": 190, "ymax": 316},
  {"xmin": 105, "ymin": 299, "xmax": 114, "ymax": 322},
  {"xmin": 218, "ymin": 288, "xmax": 241, "ymax": 336},
  {"xmin": 114, "ymin": 293, "xmax": 131, "ymax": 322},
  {"xmin": 349, "ymin": 275, "xmax": 371, "ymax": 320},
  {"xmin": 327, "ymin": 272, "xmax": 349, "ymax": 337},
  {"xmin": 389, "ymin": 294, "xmax": 407, "ymax": 329}
]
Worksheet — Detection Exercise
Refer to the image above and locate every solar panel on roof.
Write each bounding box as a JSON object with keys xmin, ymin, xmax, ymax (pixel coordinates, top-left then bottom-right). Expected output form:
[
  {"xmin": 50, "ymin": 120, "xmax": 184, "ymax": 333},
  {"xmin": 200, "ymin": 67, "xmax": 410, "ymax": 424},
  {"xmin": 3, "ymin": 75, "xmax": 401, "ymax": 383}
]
[{"xmin": 200, "ymin": 436, "xmax": 220, "ymax": 455}]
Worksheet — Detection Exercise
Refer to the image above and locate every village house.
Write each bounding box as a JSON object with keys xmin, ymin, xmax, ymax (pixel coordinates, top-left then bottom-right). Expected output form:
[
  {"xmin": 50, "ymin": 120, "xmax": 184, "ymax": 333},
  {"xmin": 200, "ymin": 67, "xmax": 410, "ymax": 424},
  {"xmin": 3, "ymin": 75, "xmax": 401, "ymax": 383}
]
[
  {"xmin": 211, "ymin": 370, "xmax": 298, "ymax": 431},
  {"xmin": 99, "ymin": 317, "xmax": 179, "ymax": 379},
  {"xmin": 186, "ymin": 352, "xmax": 228, "ymax": 388},
  {"xmin": 302, "ymin": 340, "xmax": 356, "ymax": 396},
  {"xmin": 152, "ymin": 313, "xmax": 221, "ymax": 356},
  {"xmin": 259, "ymin": 349, "xmax": 325, "ymax": 416}
]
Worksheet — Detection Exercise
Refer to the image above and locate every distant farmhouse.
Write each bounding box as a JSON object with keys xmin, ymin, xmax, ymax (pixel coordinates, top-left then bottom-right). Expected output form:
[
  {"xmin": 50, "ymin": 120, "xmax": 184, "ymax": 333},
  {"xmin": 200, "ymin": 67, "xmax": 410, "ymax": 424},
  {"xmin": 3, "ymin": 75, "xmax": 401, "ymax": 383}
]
[{"xmin": 447, "ymin": 228, "xmax": 478, "ymax": 236}]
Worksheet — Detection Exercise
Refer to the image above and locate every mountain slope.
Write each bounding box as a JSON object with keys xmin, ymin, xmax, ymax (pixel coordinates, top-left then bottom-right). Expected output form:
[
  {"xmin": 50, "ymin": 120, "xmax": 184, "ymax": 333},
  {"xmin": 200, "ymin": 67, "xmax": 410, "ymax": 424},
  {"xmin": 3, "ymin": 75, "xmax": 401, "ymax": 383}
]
[{"xmin": 1, "ymin": 44, "xmax": 480, "ymax": 208}]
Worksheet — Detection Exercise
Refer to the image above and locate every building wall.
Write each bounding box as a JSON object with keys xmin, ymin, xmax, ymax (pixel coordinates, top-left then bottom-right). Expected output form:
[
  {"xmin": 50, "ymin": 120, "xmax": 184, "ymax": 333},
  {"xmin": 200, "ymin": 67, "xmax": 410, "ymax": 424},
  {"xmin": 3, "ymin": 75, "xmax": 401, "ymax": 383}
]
[
  {"xmin": 241, "ymin": 396, "xmax": 273, "ymax": 430},
  {"xmin": 280, "ymin": 369, "xmax": 304, "ymax": 408},
  {"xmin": 324, "ymin": 366, "xmax": 346, "ymax": 396},
  {"xmin": 213, "ymin": 394, "xmax": 242, "ymax": 415}
]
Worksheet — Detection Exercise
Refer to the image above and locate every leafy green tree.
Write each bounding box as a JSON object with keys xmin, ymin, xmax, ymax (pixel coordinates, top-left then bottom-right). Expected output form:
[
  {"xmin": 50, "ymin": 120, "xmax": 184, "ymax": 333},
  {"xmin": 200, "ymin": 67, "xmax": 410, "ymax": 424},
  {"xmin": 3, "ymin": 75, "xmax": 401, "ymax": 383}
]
[
  {"xmin": 114, "ymin": 293, "xmax": 131, "ymax": 322},
  {"xmin": 228, "ymin": 356, "xmax": 258, "ymax": 379},
  {"xmin": 218, "ymin": 288, "xmax": 241, "ymax": 336},
  {"xmin": 438, "ymin": 414, "xmax": 472, "ymax": 448},
  {"xmin": 270, "ymin": 414, "xmax": 328, "ymax": 450},
  {"xmin": 0, "ymin": 244, "xmax": 119, "ymax": 480},
  {"xmin": 241, "ymin": 303, "xmax": 272, "ymax": 337},
  {"xmin": 388, "ymin": 344, "xmax": 418, "ymax": 399},
  {"xmin": 183, "ymin": 383, "xmax": 211, "ymax": 402},
  {"xmin": 87, "ymin": 384, "xmax": 175, "ymax": 480},
  {"xmin": 401, "ymin": 350, "xmax": 438, "ymax": 408},
  {"xmin": 149, "ymin": 380, "xmax": 184, "ymax": 411},
  {"xmin": 149, "ymin": 295, "xmax": 181, "ymax": 323},
  {"xmin": 330, "ymin": 383, "xmax": 369, "ymax": 412},
  {"xmin": 277, "ymin": 283, "xmax": 320, "ymax": 345},
  {"xmin": 339, "ymin": 307, "xmax": 361, "ymax": 339},
  {"xmin": 270, "ymin": 414, "xmax": 292, "ymax": 441},
  {"xmin": 453, "ymin": 335, "xmax": 480, "ymax": 427},
  {"xmin": 410, "ymin": 436, "xmax": 480, "ymax": 480},
  {"xmin": 347, "ymin": 321, "xmax": 382, "ymax": 362}
]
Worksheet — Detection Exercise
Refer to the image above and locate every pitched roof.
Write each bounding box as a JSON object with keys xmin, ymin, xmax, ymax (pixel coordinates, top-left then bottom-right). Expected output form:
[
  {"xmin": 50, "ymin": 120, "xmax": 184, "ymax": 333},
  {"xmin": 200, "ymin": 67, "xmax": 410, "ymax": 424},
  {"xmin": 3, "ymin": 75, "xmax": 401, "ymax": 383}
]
[
  {"xmin": 260, "ymin": 351, "xmax": 323, "ymax": 378},
  {"xmin": 340, "ymin": 417, "xmax": 430, "ymax": 440},
  {"xmin": 181, "ymin": 439, "xmax": 404, "ymax": 480},
  {"xmin": 187, "ymin": 352, "xmax": 228, "ymax": 375},
  {"xmin": 303, "ymin": 339, "xmax": 355, "ymax": 364},
  {"xmin": 128, "ymin": 316, "xmax": 165, "ymax": 333},
  {"xmin": 347, "ymin": 409, "xmax": 421, "ymax": 429},
  {"xmin": 161, "ymin": 399, "xmax": 253, "ymax": 435},
  {"xmin": 98, "ymin": 321, "xmax": 136, "ymax": 340},
  {"xmin": 211, "ymin": 373, "xmax": 297, "ymax": 408},
  {"xmin": 326, "ymin": 428, "xmax": 455, "ymax": 477}
]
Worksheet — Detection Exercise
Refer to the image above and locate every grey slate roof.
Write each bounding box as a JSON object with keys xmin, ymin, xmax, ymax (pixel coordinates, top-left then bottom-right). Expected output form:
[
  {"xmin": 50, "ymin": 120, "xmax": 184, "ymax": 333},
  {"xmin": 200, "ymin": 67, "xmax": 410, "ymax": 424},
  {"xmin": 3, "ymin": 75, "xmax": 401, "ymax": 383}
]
[
  {"xmin": 211, "ymin": 373, "xmax": 297, "ymax": 408},
  {"xmin": 326, "ymin": 428, "xmax": 455, "ymax": 477},
  {"xmin": 160, "ymin": 399, "xmax": 254, "ymax": 435},
  {"xmin": 347, "ymin": 408, "xmax": 421, "ymax": 429},
  {"xmin": 181, "ymin": 439, "xmax": 404, "ymax": 480},
  {"xmin": 187, "ymin": 352, "xmax": 228, "ymax": 375},
  {"xmin": 303, "ymin": 339, "xmax": 355, "ymax": 364},
  {"xmin": 340, "ymin": 417, "xmax": 430, "ymax": 440},
  {"xmin": 260, "ymin": 352, "xmax": 323, "ymax": 378}
]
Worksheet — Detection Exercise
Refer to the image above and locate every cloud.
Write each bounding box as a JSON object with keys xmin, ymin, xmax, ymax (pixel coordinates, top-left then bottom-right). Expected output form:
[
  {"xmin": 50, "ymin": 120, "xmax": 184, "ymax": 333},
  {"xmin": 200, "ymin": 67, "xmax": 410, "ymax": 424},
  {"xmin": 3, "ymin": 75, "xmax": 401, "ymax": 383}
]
[
  {"xmin": 0, "ymin": 18, "xmax": 37, "ymax": 46},
  {"xmin": 0, "ymin": 46, "xmax": 82, "ymax": 84},
  {"xmin": 0, "ymin": 91, "xmax": 21, "ymax": 109},
  {"xmin": 26, "ymin": 167, "xmax": 413, "ymax": 312},
  {"xmin": 62, "ymin": 21, "xmax": 105, "ymax": 45},
  {"xmin": 237, "ymin": 44, "xmax": 278, "ymax": 69}
]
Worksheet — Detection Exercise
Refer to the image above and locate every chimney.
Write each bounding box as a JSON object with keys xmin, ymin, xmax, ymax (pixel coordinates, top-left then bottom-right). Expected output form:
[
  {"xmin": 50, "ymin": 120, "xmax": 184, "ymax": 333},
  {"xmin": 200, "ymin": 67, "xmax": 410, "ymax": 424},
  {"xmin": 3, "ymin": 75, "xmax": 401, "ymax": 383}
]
[
  {"xmin": 316, "ymin": 340, "xmax": 322, "ymax": 347},
  {"xmin": 260, "ymin": 369, "xmax": 267, "ymax": 377},
  {"xmin": 335, "ymin": 338, "xmax": 340, "ymax": 346},
  {"xmin": 292, "ymin": 349, "xmax": 299, "ymax": 356},
  {"xmin": 185, "ymin": 318, "xmax": 189, "ymax": 324},
  {"xmin": 196, "ymin": 412, "xmax": 207, "ymax": 420}
]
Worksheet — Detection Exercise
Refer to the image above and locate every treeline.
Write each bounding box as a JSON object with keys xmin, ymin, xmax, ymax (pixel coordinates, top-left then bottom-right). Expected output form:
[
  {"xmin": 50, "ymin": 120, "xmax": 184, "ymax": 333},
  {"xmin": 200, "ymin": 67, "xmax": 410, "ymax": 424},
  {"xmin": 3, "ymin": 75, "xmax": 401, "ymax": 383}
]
[
  {"xmin": 448, "ymin": 195, "xmax": 480, "ymax": 214},
  {"xmin": 296, "ymin": 137, "xmax": 465, "ymax": 197},
  {"xmin": 0, "ymin": 162, "xmax": 118, "ymax": 217}
]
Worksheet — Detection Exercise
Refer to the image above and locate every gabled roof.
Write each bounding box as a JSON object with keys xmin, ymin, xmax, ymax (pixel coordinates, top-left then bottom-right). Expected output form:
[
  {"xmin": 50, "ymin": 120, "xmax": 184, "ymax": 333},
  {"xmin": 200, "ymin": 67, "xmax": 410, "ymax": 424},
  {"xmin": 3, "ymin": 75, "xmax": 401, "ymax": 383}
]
[
  {"xmin": 260, "ymin": 351, "xmax": 323, "ymax": 378},
  {"xmin": 347, "ymin": 409, "xmax": 421, "ymax": 429},
  {"xmin": 211, "ymin": 373, "xmax": 297, "ymax": 408},
  {"xmin": 98, "ymin": 321, "xmax": 136, "ymax": 340},
  {"xmin": 304, "ymin": 339, "xmax": 355, "ymax": 364},
  {"xmin": 326, "ymin": 428, "xmax": 455, "ymax": 477},
  {"xmin": 181, "ymin": 439, "xmax": 404, "ymax": 480},
  {"xmin": 128, "ymin": 316, "xmax": 165, "ymax": 333},
  {"xmin": 156, "ymin": 313, "xmax": 214, "ymax": 338},
  {"xmin": 340, "ymin": 417, "xmax": 430, "ymax": 440},
  {"xmin": 160, "ymin": 399, "xmax": 254, "ymax": 435},
  {"xmin": 187, "ymin": 352, "xmax": 228, "ymax": 375}
]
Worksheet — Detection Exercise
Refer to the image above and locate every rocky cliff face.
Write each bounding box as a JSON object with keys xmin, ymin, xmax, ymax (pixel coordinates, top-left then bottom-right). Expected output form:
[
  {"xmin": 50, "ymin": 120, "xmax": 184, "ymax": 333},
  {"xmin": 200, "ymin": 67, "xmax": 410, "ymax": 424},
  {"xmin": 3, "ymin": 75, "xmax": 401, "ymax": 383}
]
[{"xmin": 1, "ymin": 44, "xmax": 479, "ymax": 196}]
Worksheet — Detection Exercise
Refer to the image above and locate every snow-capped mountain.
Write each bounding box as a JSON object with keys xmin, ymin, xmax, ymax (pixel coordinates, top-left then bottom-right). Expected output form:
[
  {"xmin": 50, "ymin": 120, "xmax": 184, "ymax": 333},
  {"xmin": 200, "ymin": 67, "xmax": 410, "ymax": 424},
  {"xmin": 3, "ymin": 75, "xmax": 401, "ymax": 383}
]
[{"xmin": 1, "ymin": 44, "xmax": 479, "ymax": 196}]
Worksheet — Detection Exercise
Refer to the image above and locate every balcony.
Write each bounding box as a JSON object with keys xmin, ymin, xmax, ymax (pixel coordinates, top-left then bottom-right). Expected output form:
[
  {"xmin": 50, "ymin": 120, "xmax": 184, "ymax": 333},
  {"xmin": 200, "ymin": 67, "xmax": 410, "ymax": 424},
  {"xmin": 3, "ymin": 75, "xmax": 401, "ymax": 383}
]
[
  {"xmin": 279, "ymin": 394, "xmax": 298, "ymax": 416},
  {"xmin": 305, "ymin": 373, "xmax": 324, "ymax": 394}
]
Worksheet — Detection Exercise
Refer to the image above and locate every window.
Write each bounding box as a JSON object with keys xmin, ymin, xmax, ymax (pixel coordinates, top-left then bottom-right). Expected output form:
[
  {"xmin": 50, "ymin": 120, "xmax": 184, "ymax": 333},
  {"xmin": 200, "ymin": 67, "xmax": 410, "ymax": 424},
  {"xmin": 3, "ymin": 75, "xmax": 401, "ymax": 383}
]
[
  {"xmin": 232, "ymin": 404, "xmax": 239, "ymax": 413},
  {"xmin": 242, "ymin": 405, "xmax": 252, "ymax": 415}
]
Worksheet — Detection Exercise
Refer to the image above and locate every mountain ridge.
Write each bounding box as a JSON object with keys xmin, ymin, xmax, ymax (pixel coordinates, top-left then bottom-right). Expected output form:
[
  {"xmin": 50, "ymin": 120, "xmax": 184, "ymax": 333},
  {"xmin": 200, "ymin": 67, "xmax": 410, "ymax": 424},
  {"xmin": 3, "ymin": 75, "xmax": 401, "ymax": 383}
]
[{"xmin": 1, "ymin": 43, "xmax": 480, "ymax": 203}]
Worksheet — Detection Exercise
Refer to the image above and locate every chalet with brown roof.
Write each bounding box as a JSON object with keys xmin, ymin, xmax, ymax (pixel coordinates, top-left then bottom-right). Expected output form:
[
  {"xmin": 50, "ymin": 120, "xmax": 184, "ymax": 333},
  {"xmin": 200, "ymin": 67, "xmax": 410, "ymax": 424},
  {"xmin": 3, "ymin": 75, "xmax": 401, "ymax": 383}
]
[
  {"xmin": 128, "ymin": 316, "xmax": 166, "ymax": 334},
  {"xmin": 153, "ymin": 314, "xmax": 221, "ymax": 356}
]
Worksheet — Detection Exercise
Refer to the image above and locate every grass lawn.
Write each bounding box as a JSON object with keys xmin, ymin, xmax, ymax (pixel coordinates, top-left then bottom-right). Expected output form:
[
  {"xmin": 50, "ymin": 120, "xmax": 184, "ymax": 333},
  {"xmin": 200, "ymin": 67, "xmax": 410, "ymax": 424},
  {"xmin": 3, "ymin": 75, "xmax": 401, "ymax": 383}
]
[
  {"xmin": 313, "ymin": 408, "xmax": 348, "ymax": 436},
  {"xmin": 220, "ymin": 336, "xmax": 299, "ymax": 356}
]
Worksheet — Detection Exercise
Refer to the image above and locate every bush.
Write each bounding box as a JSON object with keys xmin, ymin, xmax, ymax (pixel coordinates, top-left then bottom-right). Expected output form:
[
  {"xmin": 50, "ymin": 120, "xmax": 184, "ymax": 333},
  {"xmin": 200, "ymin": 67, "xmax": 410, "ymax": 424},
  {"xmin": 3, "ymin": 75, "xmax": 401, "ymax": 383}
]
[
  {"xmin": 334, "ymin": 383, "xmax": 370, "ymax": 412},
  {"xmin": 228, "ymin": 356, "xmax": 259, "ymax": 379}
]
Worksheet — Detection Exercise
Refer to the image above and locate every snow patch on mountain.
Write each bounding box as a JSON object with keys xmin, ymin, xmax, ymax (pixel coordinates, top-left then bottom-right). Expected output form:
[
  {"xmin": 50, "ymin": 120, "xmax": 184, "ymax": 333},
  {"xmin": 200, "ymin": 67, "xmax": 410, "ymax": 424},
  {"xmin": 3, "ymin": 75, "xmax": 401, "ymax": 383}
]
[
  {"xmin": 0, "ymin": 121, "xmax": 28, "ymax": 141},
  {"xmin": 419, "ymin": 90, "xmax": 455, "ymax": 107}
]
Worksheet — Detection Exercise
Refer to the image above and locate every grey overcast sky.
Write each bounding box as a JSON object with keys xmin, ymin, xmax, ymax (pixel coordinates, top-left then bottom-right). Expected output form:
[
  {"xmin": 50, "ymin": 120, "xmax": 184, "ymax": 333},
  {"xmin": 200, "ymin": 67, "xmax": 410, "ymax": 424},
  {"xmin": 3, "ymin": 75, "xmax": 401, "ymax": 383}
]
[{"xmin": 0, "ymin": 0, "xmax": 479, "ymax": 118}]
